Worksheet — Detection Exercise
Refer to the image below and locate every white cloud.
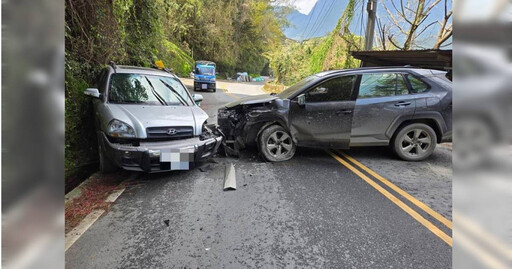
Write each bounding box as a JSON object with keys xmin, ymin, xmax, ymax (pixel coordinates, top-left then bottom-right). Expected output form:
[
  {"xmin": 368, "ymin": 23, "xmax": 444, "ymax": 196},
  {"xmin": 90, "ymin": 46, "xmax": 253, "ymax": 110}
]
[{"xmin": 293, "ymin": 0, "xmax": 319, "ymax": 15}]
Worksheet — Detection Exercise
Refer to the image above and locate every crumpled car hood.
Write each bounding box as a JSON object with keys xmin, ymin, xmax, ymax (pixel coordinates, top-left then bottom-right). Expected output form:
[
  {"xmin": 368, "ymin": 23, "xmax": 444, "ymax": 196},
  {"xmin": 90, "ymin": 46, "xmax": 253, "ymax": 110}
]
[
  {"xmin": 106, "ymin": 104, "xmax": 208, "ymax": 138},
  {"xmin": 225, "ymin": 94, "xmax": 278, "ymax": 108}
]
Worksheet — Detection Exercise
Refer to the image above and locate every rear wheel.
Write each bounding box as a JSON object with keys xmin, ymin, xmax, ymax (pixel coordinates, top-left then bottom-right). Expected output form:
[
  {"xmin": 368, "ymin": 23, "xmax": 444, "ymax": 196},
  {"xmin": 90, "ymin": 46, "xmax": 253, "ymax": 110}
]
[
  {"xmin": 258, "ymin": 125, "xmax": 296, "ymax": 162},
  {"xmin": 392, "ymin": 123, "xmax": 437, "ymax": 161}
]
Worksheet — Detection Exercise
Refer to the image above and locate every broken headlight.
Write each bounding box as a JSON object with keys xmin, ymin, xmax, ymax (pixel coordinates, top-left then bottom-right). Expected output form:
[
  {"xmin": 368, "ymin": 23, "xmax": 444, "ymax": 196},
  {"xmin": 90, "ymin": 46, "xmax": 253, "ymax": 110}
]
[{"xmin": 218, "ymin": 108, "xmax": 236, "ymax": 119}]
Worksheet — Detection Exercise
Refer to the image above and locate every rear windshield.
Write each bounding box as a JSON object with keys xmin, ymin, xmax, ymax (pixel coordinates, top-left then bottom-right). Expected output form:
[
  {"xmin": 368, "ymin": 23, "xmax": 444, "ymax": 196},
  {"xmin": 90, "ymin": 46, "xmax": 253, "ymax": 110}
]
[{"xmin": 108, "ymin": 74, "xmax": 193, "ymax": 106}]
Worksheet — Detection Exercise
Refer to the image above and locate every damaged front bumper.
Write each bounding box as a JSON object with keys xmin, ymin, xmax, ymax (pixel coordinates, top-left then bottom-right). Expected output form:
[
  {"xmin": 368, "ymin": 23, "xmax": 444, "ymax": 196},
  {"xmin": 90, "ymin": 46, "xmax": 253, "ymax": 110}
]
[
  {"xmin": 99, "ymin": 129, "xmax": 223, "ymax": 173},
  {"xmin": 217, "ymin": 107, "xmax": 245, "ymax": 156},
  {"xmin": 217, "ymin": 105, "xmax": 280, "ymax": 156}
]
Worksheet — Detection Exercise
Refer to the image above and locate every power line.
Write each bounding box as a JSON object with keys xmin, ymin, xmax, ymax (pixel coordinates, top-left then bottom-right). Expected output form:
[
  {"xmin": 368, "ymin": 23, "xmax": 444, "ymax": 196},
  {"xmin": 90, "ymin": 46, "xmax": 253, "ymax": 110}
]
[
  {"xmin": 360, "ymin": 0, "xmax": 365, "ymax": 48},
  {"xmin": 303, "ymin": 0, "xmax": 329, "ymax": 40},
  {"xmin": 299, "ymin": 2, "xmax": 318, "ymax": 40},
  {"xmin": 348, "ymin": 0, "xmax": 366, "ymax": 48},
  {"xmin": 306, "ymin": 0, "xmax": 337, "ymax": 40}
]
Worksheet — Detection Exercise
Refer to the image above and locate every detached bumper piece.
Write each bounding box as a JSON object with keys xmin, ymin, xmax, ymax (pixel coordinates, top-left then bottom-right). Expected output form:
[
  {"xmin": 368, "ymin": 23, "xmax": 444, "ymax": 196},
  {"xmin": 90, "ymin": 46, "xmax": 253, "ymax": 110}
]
[
  {"xmin": 223, "ymin": 163, "xmax": 236, "ymax": 190},
  {"xmin": 100, "ymin": 132, "xmax": 222, "ymax": 173}
]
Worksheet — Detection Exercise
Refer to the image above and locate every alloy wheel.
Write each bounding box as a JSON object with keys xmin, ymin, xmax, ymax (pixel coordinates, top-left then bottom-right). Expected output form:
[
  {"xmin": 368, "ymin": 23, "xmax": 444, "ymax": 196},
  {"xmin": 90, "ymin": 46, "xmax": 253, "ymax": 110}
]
[
  {"xmin": 266, "ymin": 130, "xmax": 293, "ymax": 158},
  {"xmin": 400, "ymin": 129, "xmax": 432, "ymax": 158}
]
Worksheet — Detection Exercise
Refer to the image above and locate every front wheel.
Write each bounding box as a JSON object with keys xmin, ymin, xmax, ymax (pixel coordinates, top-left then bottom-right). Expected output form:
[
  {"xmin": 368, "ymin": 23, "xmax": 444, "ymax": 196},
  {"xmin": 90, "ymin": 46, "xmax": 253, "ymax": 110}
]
[
  {"xmin": 98, "ymin": 136, "xmax": 118, "ymax": 173},
  {"xmin": 392, "ymin": 123, "xmax": 437, "ymax": 161},
  {"xmin": 258, "ymin": 125, "xmax": 296, "ymax": 162}
]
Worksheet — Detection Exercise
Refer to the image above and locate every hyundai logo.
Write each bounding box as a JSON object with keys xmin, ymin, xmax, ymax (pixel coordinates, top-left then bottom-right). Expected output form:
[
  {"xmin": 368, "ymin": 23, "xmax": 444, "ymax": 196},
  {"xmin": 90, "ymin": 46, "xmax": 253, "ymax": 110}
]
[{"xmin": 166, "ymin": 128, "xmax": 177, "ymax": 135}]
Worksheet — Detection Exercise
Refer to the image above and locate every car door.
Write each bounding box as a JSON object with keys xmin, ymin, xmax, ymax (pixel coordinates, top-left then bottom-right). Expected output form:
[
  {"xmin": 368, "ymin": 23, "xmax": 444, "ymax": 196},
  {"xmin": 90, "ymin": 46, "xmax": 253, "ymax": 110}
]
[
  {"xmin": 289, "ymin": 75, "xmax": 357, "ymax": 148},
  {"xmin": 350, "ymin": 72, "xmax": 415, "ymax": 146}
]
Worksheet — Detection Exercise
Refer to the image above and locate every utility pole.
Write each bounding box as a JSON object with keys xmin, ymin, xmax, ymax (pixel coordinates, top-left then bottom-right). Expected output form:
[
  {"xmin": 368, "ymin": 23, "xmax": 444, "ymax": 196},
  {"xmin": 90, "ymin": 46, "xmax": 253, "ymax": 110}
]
[{"xmin": 364, "ymin": 0, "xmax": 377, "ymax": 51}]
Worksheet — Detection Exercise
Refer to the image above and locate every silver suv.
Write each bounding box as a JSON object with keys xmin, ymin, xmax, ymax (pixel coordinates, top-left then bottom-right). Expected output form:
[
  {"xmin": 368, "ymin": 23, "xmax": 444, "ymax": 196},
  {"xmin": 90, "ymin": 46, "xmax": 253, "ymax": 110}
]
[{"xmin": 84, "ymin": 63, "xmax": 222, "ymax": 173}]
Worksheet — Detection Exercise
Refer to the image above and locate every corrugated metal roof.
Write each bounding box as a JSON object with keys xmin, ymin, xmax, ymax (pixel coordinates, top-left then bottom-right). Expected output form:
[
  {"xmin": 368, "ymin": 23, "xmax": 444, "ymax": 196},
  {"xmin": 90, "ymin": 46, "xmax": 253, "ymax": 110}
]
[{"xmin": 350, "ymin": 50, "xmax": 452, "ymax": 70}]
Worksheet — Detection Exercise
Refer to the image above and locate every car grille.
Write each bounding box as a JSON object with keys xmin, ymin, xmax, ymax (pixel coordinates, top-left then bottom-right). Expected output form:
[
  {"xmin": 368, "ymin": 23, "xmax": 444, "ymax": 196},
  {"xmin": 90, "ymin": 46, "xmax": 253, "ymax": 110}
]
[{"xmin": 146, "ymin": 126, "xmax": 194, "ymax": 139}]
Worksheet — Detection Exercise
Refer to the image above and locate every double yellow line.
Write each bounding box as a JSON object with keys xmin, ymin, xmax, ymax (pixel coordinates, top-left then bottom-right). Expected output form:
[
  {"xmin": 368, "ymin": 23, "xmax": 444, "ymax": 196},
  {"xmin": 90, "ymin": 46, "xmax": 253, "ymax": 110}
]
[{"xmin": 327, "ymin": 149, "xmax": 453, "ymax": 246}]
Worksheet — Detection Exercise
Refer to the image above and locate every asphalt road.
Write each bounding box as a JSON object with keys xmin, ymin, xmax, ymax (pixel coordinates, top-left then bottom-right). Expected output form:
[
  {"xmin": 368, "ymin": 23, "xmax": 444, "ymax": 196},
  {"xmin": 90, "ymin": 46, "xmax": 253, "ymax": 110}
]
[{"xmin": 66, "ymin": 82, "xmax": 453, "ymax": 268}]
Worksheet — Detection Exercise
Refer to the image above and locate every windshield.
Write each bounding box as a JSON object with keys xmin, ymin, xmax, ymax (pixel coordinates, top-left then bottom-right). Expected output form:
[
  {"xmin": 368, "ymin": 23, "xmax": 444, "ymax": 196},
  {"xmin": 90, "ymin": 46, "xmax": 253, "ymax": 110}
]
[
  {"xmin": 277, "ymin": 75, "xmax": 317, "ymax": 99},
  {"xmin": 108, "ymin": 74, "xmax": 194, "ymax": 106},
  {"xmin": 196, "ymin": 66, "xmax": 215, "ymax": 76}
]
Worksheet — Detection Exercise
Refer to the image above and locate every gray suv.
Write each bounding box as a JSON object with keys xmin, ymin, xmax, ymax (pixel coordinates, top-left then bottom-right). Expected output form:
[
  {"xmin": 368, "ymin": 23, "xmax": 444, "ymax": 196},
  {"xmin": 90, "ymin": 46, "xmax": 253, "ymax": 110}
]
[
  {"xmin": 84, "ymin": 63, "xmax": 222, "ymax": 173},
  {"xmin": 218, "ymin": 67, "xmax": 452, "ymax": 161}
]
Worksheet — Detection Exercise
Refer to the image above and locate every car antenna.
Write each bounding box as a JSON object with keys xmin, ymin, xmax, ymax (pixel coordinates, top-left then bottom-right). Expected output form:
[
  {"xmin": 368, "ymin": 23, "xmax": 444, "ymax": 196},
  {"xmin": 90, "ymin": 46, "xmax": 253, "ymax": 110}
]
[{"xmin": 109, "ymin": 61, "xmax": 117, "ymax": 73}]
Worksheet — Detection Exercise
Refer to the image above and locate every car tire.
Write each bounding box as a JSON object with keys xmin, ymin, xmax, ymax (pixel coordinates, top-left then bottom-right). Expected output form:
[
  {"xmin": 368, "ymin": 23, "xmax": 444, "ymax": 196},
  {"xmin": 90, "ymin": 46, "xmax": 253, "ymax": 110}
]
[
  {"xmin": 258, "ymin": 125, "xmax": 296, "ymax": 162},
  {"xmin": 392, "ymin": 123, "xmax": 437, "ymax": 161},
  {"xmin": 98, "ymin": 137, "xmax": 118, "ymax": 173},
  {"xmin": 213, "ymin": 88, "xmax": 216, "ymax": 93}
]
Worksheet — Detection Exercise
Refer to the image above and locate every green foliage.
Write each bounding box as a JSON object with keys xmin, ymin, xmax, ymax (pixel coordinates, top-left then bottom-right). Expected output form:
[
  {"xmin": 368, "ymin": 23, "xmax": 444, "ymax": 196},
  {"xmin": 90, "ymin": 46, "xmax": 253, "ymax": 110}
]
[
  {"xmin": 160, "ymin": 40, "xmax": 194, "ymax": 75},
  {"xmin": 65, "ymin": 59, "xmax": 100, "ymax": 179}
]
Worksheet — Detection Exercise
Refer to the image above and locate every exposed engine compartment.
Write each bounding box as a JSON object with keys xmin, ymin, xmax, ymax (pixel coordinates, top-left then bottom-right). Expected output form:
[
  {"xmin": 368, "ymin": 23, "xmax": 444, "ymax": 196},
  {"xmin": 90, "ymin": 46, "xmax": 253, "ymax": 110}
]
[{"xmin": 217, "ymin": 98, "xmax": 290, "ymax": 156}]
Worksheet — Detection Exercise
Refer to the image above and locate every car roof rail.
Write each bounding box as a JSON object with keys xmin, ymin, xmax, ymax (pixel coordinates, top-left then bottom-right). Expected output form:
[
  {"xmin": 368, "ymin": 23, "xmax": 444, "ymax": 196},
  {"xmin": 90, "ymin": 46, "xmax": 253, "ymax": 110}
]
[
  {"xmin": 162, "ymin": 67, "xmax": 174, "ymax": 74},
  {"xmin": 109, "ymin": 61, "xmax": 117, "ymax": 73},
  {"xmin": 403, "ymin": 65, "xmax": 423, "ymax": 69},
  {"xmin": 151, "ymin": 63, "xmax": 174, "ymax": 74}
]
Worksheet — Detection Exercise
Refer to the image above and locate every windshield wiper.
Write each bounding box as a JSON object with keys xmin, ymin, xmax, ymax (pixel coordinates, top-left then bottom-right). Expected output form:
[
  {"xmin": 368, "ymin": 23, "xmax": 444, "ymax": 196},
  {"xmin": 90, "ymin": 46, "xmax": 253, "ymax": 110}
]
[
  {"xmin": 159, "ymin": 79, "xmax": 188, "ymax": 106},
  {"xmin": 144, "ymin": 77, "xmax": 167, "ymax": 106},
  {"xmin": 112, "ymin": 101, "xmax": 146, "ymax": 104}
]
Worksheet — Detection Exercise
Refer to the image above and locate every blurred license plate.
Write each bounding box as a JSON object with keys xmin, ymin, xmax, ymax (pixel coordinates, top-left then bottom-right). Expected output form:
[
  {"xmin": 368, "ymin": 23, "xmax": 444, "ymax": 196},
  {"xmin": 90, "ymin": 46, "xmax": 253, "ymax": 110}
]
[
  {"xmin": 202, "ymin": 84, "xmax": 207, "ymax": 89},
  {"xmin": 159, "ymin": 148, "xmax": 194, "ymax": 170}
]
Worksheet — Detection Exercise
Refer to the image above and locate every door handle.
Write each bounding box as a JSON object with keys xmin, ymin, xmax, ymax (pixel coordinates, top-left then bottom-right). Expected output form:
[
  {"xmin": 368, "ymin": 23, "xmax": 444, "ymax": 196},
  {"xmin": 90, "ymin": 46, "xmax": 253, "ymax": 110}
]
[
  {"xmin": 394, "ymin": 101, "xmax": 412, "ymax": 107},
  {"xmin": 336, "ymin": 110, "xmax": 352, "ymax": 115}
]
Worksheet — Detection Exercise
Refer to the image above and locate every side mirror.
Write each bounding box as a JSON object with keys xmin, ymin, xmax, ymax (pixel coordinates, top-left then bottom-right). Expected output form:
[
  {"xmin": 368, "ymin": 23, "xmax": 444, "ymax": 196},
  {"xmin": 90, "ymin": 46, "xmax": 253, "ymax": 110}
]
[
  {"xmin": 193, "ymin": 94, "xmax": 203, "ymax": 105},
  {"xmin": 84, "ymin": 88, "xmax": 101, "ymax": 99},
  {"xmin": 297, "ymin": 94, "xmax": 306, "ymax": 106}
]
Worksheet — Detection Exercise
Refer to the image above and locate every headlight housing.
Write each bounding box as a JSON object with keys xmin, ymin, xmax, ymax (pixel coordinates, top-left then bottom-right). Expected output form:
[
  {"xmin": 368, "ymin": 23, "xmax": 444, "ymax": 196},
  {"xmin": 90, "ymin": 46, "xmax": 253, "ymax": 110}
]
[{"xmin": 108, "ymin": 119, "xmax": 136, "ymax": 138}]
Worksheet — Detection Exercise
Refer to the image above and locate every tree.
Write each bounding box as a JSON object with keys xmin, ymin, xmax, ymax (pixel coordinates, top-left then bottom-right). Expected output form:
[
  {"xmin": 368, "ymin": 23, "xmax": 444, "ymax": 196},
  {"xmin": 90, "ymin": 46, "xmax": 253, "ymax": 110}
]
[
  {"xmin": 380, "ymin": 0, "xmax": 448, "ymax": 50},
  {"xmin": 433, "ymin": 0, "xmax": 452, "ymax": 49}
]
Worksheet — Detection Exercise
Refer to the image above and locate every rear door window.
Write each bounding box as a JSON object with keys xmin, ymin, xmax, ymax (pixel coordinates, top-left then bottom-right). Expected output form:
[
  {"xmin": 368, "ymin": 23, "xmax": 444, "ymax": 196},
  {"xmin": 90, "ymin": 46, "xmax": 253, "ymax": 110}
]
[
  {"xmin": 358, "ymin": 73, "xmax": 410, "ymax": 98},
  {"xmin": 405, "ymin": 74, "xmax": 430, "ymax": 93}
]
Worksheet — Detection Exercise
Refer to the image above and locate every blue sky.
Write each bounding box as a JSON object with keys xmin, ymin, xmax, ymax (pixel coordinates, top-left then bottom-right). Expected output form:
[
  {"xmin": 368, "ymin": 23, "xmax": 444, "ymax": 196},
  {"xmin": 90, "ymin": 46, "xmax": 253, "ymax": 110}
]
[{"xmin": 293, "ymin": 0, "xmax": 319, "ymax": 14}]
